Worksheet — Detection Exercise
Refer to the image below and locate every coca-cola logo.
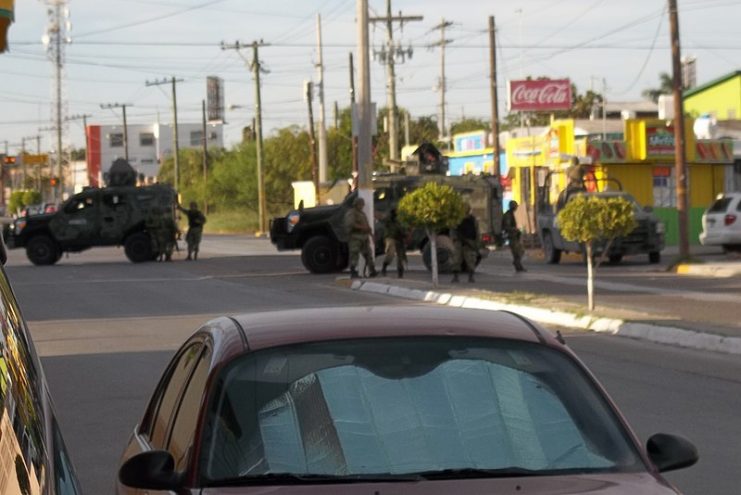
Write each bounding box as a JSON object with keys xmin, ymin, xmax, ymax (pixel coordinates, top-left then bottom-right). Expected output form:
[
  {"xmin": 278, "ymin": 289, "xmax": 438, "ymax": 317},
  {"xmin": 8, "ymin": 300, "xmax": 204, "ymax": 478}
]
[{"xmin": 509, "ymin": 79, "xmax": 572, "ymax": 111}]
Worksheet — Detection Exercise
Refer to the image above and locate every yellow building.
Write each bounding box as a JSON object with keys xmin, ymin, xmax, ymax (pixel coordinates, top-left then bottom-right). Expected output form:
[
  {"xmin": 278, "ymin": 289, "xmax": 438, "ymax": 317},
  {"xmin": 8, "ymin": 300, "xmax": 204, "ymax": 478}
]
[
  {"xmin": 506, "ymin": 118, "xmax": 733, "ymax": 245},
  {"xmin": 684, "ymin": 70, "xmax": 741, "ymax": 120}
]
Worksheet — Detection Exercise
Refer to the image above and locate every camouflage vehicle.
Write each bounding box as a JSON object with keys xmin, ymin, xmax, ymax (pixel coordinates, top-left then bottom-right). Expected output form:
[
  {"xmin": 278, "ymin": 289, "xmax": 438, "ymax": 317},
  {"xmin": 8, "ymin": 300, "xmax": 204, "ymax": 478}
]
[
  {"xmin": 4, "ymin": 160, "xmax": 177, "ymax": 265},
  {"xmin": 270, "ymin": 144, "xmax": 504, "ymax": 274}
]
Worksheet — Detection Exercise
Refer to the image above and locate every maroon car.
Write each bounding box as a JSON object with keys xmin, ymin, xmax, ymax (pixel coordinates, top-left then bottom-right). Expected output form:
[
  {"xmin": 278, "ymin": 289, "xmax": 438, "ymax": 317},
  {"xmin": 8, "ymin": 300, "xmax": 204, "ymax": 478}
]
[{"xmin": 117, "ymin": 306, "xmax": 697, "ymax": 494}]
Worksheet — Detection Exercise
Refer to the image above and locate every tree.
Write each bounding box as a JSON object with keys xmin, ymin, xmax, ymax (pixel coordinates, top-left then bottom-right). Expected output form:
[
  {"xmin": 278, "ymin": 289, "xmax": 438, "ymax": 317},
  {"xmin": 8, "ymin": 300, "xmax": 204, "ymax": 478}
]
[
  {"xmin": 450, "ymin": 118, "xmax": 490, "ymax": 136},
  {"xmin": 397, "ymin": 182, "xmax": 466, "ymax": 287},
  {"xmin": 557, "ymin": 195, "xmax": 636, "ymax": 311},
  {"xmin": 642, "ymin": 72, "xmax": 674, "ymax": 103}
]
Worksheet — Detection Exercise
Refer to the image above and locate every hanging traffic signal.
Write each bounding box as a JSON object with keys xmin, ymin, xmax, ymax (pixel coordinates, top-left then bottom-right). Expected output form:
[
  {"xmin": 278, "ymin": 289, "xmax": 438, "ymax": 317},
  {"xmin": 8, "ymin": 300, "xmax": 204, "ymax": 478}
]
[{"xmin": 50, "ymin": 177, "xmax": 59, "ymax": 187}]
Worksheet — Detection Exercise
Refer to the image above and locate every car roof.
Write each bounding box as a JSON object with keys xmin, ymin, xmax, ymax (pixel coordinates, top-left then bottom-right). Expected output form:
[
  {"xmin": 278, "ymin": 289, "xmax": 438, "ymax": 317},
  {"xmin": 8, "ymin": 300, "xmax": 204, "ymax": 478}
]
[{"xmin": 229, "ymin": 306, "xmax": 556, "ymax": 353}]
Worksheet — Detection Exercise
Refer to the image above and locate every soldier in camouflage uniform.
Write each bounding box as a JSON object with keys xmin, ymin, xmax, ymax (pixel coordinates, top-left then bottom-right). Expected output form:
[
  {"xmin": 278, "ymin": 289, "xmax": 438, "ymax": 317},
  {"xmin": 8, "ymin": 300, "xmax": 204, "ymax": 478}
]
[
  {"xmin": 178, "ymin": 201, "xmax": 206, "ymax": 260},
  {"xmin": 145, "ymin": 208, "xmax": 163, "ymax": 261},
  {"xmin": 502, "ymin": 200, "xmax": 526, "ymax": 272},
  {"xmin": 451, "ymin": 204, "xmax": 479, "ymax": 283},
  {"xmin": 161, "ymin": 208, "xmax": 179, "ymax": 262},
  {"xmin": 344, "ymin": 197, "xmax": 377, "ymax": 279},
  {"xmin": 381, "ymin": 208, "xmax": 406, "ymax": 278}
]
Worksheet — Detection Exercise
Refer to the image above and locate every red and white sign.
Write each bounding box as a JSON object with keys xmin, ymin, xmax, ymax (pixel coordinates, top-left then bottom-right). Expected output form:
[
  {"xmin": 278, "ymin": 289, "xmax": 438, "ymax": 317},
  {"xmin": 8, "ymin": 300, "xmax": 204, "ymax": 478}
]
[{"xmin": 508, "ymin": 79, "xmax": 572, "ymax": 112}]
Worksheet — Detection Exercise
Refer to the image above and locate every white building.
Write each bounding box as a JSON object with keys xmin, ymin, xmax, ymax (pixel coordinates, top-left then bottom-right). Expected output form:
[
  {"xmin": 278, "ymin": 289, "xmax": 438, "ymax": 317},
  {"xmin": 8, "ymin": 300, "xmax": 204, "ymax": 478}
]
[{"xmin": 86, "ymin": 122, "xmax": 223, "ymax": 186}]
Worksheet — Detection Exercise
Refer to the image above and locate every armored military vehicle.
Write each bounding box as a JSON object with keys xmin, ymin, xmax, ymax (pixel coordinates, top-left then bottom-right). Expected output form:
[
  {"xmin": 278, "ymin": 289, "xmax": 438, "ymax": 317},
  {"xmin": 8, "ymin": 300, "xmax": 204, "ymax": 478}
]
[
  {"xmin": 536, "ymin": 168, "xmax": 664, "ymax": 264},
  {"xmin": 270, "ymin": 143, "xmax": 504, "ymax": 274},
  {"xmin": 5, "ymin": 159, "xmax": 177, "ymax": 265}
]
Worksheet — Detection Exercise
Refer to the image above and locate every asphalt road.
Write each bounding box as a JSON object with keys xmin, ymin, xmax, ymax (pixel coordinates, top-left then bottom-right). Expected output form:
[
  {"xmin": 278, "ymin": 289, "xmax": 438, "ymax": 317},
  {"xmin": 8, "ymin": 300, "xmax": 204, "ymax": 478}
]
[{"xmin": 4, "ymin": 239, "xmax": 740, "ymax": 494}]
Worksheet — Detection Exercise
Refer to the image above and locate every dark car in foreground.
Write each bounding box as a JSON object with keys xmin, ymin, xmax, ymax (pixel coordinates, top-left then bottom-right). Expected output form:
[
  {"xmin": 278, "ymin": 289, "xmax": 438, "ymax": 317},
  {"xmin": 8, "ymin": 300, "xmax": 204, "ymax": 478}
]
[
  {"xmin": 0, "ymin": 233, "xmax": 82, "ymax": 493},
  {"xmin": 118, "ymin": 306, "xmax": 697, "ymax": 494}
]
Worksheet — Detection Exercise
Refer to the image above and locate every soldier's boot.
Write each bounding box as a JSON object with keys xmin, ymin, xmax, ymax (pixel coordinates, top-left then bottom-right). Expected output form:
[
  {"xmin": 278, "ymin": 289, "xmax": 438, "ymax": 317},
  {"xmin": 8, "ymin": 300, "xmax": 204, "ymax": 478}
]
[
  {"xmin": 467, "ymin": 270, "xmax": 475, "ymax": 283},
  {"xmin": 368, "ymin": 266, "xmax": 378, "ymax": 278},
  {"xmin": 451, "ymin": 272, "xmax": 460, "ymax": 283},
  {"xmin": 381, "ymin": 262, "xmax": 388, "ymax": 276},
  {"xmin": 185, "ymin": 250, "xmax": 192, "ymax": 261},
  {"xmin": 397, "ymin": 266, "xmax": 404, "ymax": 279},
  {"xmin": 350, "ymin": 266, "xmax": 360, "ymax": 279},
  {"xmin": 194, "ymin": 249, "xmax": 198, "ymax": 261},
  {"xmin": 515, "ymin": 261, "xmax": 527, "ymax": 272}
]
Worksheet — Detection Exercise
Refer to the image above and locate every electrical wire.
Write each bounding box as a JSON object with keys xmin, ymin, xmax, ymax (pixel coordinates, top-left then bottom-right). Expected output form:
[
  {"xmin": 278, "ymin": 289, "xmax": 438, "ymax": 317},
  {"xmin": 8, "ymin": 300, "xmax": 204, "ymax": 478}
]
[{"xmin": 614, "ymin": 6, "xmax": 666, "ymax": 95}]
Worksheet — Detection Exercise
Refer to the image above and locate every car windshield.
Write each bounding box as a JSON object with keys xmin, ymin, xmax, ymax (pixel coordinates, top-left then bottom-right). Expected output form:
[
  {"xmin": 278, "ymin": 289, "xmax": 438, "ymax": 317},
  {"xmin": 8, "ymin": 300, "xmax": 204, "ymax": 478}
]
[{"xmin": 200, "ymin": 338, "xmax": 644, "ymax": 484}]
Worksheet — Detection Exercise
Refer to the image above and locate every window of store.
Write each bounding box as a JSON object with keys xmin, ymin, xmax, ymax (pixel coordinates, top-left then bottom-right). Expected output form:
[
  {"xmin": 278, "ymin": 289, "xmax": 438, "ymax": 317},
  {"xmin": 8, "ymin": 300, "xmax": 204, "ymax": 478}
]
[
  {"xmin": 109, "ymin": 133, "xmax": 123, "ymax": 147},
  {"xmin": 190, "ymin": 131, "xmax": 203, "ymax": 147},
  {"xmin": 653, "ymin": 166, "xmax": 676, "ymax": 207},
  {"xmin": 140, "ymin": 132, "xmax": 155, "ymax": 146}
]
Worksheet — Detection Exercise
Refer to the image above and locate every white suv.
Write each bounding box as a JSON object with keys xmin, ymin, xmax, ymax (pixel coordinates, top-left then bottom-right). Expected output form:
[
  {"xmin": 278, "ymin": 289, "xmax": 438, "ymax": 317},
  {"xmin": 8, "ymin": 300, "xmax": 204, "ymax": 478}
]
[{"xmin": 700, "ymin": 192, "xmax": 741, "ymax": 251}]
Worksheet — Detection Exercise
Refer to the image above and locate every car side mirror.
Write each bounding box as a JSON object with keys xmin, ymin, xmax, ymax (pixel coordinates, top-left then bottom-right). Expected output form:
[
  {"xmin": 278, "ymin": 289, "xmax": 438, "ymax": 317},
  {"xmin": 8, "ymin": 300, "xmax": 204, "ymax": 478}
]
[
  {"xmin": 118, "ymin": 450, "xmax": 183, "ymax": 491},
  {"xmin": 646, "ymin": 433, "xmax": 698, "ymax": 473}
]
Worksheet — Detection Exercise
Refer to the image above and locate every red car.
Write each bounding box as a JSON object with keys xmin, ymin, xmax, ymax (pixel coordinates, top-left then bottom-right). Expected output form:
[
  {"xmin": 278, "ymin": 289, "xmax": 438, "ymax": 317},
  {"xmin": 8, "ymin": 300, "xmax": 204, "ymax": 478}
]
[{"xmin": 118, "ymin": 306, "xmax": 697, "ymax": 494}]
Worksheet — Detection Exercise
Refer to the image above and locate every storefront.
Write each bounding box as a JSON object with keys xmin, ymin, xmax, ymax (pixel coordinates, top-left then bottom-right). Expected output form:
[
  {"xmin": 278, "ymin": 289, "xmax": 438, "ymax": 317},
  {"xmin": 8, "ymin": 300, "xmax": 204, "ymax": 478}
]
[{"xmin": 505, "ymin": 118, "xmax": 734, "ymax": 244}]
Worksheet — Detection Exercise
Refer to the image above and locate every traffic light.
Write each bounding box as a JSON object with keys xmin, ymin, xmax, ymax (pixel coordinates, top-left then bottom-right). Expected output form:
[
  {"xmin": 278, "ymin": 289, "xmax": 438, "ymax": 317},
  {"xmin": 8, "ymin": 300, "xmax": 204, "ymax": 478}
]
[
  {"xmin": 2, "ymin": 155, "xmax": 16, "ymax": 165},
  {"xmin": 50, "ymin": 177, "xmax": 59, "ymax": 187}
]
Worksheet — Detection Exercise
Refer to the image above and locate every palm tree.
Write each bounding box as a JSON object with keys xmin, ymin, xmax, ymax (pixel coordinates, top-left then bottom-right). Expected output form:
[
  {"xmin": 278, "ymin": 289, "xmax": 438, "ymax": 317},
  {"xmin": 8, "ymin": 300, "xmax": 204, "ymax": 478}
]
[{"xmin": 642, "ymin": 72, "xmax": 674, "ymax": 103}]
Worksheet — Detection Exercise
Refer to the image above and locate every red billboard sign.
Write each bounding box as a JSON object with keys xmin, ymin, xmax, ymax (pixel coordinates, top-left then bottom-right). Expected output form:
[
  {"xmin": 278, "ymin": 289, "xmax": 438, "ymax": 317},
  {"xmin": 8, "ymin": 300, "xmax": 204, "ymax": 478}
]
[{"xmin": 508, "ymin": 79, "xmax": 572, "ymax": 112}]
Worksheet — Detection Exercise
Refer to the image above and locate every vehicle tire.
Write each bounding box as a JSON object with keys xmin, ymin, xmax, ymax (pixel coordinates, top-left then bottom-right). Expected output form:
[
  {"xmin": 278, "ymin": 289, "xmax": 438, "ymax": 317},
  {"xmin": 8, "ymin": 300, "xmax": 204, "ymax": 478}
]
[
  {"xmin": 542, "ymin": 232, "xmax": 561, "ymax": 264},
  {"xmin": 26, "ymin": 235, "xmax": 59, "ymax": 266},
  {"xmin": 124, "ymin": 232, "xmax": 154, "ymax": 263},
  {"xmin": 422, "ymin": 235, "xmax": 456, "ymax": 273},
  {"xmin": 301, "ymin": 236, "xmax": 338, "ymax": 274},
  {"xmin": 722, "ymin": 244, "xmax": 741, "ymax": 253},
  {"xmin": 608, "ymin": 254, "xmax": 623, "ymax": 264},
  {"xmin": 648, "ymin": 251, "xmax": 661, "ymax": 264}
]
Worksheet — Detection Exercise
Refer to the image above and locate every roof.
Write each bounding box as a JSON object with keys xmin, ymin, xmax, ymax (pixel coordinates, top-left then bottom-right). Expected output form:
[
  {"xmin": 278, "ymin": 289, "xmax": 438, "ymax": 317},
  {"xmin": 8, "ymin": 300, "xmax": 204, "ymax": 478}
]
[
  {"xmin": 573, "ymin": 119, "xmax": 625, "ymax": 136},
  {"xmin": 231, "ymin": 306, "xmax": 554, "ymax": 352},
  {"xmin": 604, "ymin": 100, "xmax": 659, "ymax": 113},
  {"xmin": 684, "ymin": 70, "xmax": 741, "ymax": 99}
]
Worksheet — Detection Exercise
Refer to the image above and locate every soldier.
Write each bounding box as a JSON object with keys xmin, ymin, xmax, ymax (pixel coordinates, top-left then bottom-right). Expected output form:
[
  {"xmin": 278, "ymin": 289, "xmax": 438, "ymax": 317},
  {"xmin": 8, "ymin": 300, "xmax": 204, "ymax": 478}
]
[
  {"xmin": 502, "ymin": 200, "xmax": 527, "ymax": 272},
  {"xmin": 451, "ymin": 204, "xmax": 479, "ymax": 283},
  {"xmin": 381, "ymin": 208, "xmax": 407, "ymax": 278},
  {"xmin": 161, "ymin": 206, "xmax": 179, "ymax": 262},
  {"xmin": 145, "ymin": 208, "xmax": 163, "ymax": 261},
  {"xmin": 344, "ymin": 196, "xmax": 377, "ymax": 279},
  {"xmin": 178, "ymin": 201, "xmax": 207, "ymax": 260}
]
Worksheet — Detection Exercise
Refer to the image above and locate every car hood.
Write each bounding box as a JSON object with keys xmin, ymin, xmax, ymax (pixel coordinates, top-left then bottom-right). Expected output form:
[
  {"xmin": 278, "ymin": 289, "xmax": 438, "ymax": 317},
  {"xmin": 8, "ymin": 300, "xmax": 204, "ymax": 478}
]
[
  {"xmin": 295, "ymin": 204, "xmax": 344, "ymax": 223},
  {"xmin": 199, "ymin": 472, "xmax": 680, "ymax": 494}
]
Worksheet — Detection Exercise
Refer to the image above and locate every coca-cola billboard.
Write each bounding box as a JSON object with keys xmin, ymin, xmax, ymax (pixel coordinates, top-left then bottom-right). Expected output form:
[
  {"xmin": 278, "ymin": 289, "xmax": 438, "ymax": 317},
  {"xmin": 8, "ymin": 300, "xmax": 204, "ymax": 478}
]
[{"xmin": 508, "ymin": 79, "xmax": 572, "ymax": 112}]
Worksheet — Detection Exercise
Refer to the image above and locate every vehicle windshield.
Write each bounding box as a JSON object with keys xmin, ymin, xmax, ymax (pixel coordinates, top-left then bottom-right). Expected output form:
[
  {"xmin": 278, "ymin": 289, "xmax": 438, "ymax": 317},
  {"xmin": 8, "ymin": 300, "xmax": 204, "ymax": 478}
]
[{"xmin": 200, "ymin": 338, "xmax": 644, "ymax": 484}]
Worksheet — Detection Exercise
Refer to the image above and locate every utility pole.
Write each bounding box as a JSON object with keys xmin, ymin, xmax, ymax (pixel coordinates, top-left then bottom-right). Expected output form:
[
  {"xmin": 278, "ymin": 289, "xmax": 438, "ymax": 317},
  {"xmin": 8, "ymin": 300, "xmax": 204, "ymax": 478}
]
[
  {"xmin": 305, "ymin": 81, "xmax": 319, "ymax": 191},
  {"xmin": 356, "ymin": 0, "xmax": 373, "ymax": 220},
  {"xmin": 43, "ymin": 0, "xmax": 70, "ymax": 202},
  {"xmin": 201, "ymin": 100, "xmax": 209, "ymax": 213},
  {"xmin": 20, "ymin": 137, "xmax": 27, "ymax": 188},
  {"xmin": 430, "ymin": 18, "xmax": 454, "ymax": 144},
  {"xmin": 100, "ymin": 103, "xmax": 133, "ymax": 162},
  {"xmin": 668, "ymin": 0, "xmax": 690, "ymax": 258},
  {"xmin": 146, "ymin": 77, "xmax": 183, "ymax": 191},
  {"xmin": 349, "ymin": 52, "xmax": 358, "ymax": 174},
  {"xmin": 333, "ymin": 101, "xmax": 339, "ymax": 129},
  {"xmin": 315, "ymin": 14, "xmax": 328, "ymax": 184},
  {"xmin": 221, "ymin": 40, "xmax": 269, "ymax": 235},
  {"xmin": 370, "ymin": 1, "xmax": 422, "ymax": 161},
  {"xmin": 488, "ymin": 16, "xmax": 501, "ymax": 176},
  {"xmin": 404, "ymin": 111, "xmax": 410, "ymax": 147}
]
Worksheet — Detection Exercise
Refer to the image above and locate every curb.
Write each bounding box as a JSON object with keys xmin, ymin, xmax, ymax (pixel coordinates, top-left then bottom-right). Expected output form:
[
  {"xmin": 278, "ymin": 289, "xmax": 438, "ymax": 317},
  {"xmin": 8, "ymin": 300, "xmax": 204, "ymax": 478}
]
[
  {"xmin": 676, "ymin": 263, "xmax": 741, "ymax": 278},
  {"xmin": 350, "ymin": 280, "xmax": 741, "ymax": 356}
]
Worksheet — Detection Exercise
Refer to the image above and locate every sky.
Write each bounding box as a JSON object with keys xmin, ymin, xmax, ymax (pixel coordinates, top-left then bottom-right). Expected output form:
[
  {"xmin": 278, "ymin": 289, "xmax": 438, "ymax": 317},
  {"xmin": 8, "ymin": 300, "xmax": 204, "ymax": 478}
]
[{"xmin": 1, "ymin": 0, "xmax": 739, "ymax": 156}]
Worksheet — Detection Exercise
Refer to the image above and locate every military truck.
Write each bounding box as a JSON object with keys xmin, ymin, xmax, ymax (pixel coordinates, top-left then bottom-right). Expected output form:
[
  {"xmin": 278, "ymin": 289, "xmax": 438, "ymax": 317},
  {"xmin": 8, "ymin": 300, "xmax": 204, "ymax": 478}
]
[
  {"xmin": 536, "ymin": 169, "xmax": 664, "ymax": 264},
  {"xmin": 4, "ymin": 160, "xmax": 177, "ymax": 265},
  {"xmin": 270, "ymin": 144, "xmax": 504, "ymax": 274}
]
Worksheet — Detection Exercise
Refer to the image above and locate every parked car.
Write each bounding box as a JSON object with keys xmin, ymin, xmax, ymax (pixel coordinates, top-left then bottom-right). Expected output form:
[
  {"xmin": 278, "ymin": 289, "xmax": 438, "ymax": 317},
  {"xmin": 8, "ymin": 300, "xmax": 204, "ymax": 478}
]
[
  {"xmin": 118, "ymin": 306, "xmax": 697, "ymax": 494},
  {"xmin": 700, "ymin": 192, "xmax": 741, "ymax": 252},
  {"xmin": 0, "ymin": 233, "xmax": 83, "ymax": 493}
]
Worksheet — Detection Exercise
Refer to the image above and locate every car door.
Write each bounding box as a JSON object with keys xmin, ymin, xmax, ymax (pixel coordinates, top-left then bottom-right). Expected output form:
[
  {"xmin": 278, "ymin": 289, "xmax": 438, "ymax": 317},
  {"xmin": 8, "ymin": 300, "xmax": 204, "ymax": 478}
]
[
  {"xmin": 703, "ymin": 195, "xmax": 734, "ymax": 240},
  {"xmin": 50, "ymin": 191, "xmax": 101, "ymax": 245},
  {"xmin": 99, "ymin": 191, "xmax": 131, "ymax": 245},
  {"xmin": 118, "ymin": 341, "xmax": 210, "ymax": 494}
]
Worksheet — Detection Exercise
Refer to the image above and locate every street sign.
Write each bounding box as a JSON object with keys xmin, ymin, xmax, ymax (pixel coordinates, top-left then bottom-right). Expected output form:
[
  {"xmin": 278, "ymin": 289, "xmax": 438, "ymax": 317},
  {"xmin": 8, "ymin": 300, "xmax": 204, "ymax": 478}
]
[{"xmin": 23, "ymin": 154, "xmax": 49, "ymax": 165}]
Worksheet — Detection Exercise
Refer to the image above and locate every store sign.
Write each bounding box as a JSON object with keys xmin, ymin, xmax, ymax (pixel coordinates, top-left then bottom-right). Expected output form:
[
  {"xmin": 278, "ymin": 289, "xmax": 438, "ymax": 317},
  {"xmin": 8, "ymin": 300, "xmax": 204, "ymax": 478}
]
[
  {"xmin": 206, "ymin": 76, "xmax": 225, "ymax": 123},
  {"xmin": 645, "ymin": 125, "xmax": 675, "ymax": 157},
  {"xmin": 508, "ymin": 79, "xmax": 571, "ymax": 112},
  {"xmin": 586, "ymin": 140, "xmax": 627, "ymax": 163},
  {"xmin": 695, "ymin": 140, "xmax": 734, "ymax": 163}
]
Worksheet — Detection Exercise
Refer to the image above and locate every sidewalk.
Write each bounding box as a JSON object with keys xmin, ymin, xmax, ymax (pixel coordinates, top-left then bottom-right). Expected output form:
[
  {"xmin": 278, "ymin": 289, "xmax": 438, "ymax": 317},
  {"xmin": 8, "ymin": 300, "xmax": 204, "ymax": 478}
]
[{"xmin": 339, "ymin": 258, "xmax": 741, "ymax": 355}]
